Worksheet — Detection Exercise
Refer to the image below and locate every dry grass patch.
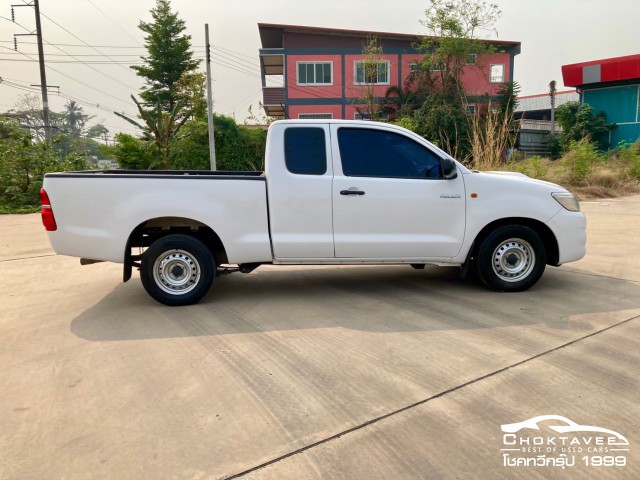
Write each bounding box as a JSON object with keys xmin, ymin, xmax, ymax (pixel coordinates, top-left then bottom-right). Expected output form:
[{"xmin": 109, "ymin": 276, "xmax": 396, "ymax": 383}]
[{"xmin": 474, "ymin": 139, "xmax": 640, "ymax": 200}]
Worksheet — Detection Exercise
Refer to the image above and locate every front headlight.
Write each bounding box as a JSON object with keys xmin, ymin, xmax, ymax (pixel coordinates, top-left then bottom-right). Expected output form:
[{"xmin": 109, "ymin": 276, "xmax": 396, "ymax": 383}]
[{"xmin": 552, "ymin": 192, "xmax": 580, "ymax": 212}]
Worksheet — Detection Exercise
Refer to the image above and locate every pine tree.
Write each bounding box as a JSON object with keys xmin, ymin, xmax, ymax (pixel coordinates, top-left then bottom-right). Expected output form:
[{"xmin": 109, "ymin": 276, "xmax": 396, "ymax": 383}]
[{"xmin": 131, "ymin": 0, "xmax": 199, "ymax": 112}]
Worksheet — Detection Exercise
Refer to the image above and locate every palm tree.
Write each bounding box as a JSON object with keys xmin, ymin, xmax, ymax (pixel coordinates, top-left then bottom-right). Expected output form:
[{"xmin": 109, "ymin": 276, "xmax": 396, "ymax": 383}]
[{"xmin": 63, "ymin": 101, "xmax": 92, "ymax": 136}]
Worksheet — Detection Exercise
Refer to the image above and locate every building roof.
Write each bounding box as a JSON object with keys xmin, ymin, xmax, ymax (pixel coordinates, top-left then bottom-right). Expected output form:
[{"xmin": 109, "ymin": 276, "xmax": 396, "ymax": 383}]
[
  {"xmin": 562, "ymin": 54, "xmax": 640, "ymax": 88},
  {"xmin": 258, "ymin": 23, "xmax": 521, "ymax": 49},
  {"xmin": 515, "ymin": 90, "xmax": 579, "ymax": 112}
]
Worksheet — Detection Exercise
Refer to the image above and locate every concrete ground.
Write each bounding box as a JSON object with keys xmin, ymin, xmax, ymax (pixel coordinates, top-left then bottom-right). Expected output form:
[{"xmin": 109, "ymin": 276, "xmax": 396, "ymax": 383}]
[{"xmin": 1, "ymin": 197, "xmax": 639, "ymax": 480}]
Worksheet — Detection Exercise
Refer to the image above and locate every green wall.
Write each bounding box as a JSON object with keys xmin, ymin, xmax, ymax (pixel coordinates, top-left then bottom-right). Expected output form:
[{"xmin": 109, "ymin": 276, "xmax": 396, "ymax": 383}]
[{"xmin": 583, "ymin": 84, "xmax": 640, "ymax": 147}]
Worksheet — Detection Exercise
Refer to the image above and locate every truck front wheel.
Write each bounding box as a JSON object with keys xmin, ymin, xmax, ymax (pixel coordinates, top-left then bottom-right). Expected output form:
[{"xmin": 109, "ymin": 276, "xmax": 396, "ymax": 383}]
[
  {"xmin": 140, "ymin": 234, "xmax": 215, "ymax": 306},
  {"xmin": 476, "ymin": 225, "xmax": 546, "ymax": 292}
]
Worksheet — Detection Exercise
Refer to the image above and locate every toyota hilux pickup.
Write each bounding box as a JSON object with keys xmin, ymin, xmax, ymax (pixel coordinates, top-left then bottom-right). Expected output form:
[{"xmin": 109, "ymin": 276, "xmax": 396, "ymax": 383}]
[{"xmin": 41, "ymin": 120, "xmax": 586, "ymax": 306}]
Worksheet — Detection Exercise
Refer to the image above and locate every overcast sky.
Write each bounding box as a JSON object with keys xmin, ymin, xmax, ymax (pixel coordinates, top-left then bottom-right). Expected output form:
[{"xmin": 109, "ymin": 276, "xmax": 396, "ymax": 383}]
[{"xmin": 1, "ymin": 0, "xmax": 639, "ymax": 137}]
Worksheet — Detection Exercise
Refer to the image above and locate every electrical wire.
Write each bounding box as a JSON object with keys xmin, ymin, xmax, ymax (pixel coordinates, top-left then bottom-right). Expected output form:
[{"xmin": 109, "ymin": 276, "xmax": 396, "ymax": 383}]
[
  {"xmin": 1, "ymin": 50, "xmax": 206, "ymax": 57},
  {"xmin": 0, "ymin": 45, "xmax": 135, "ymax": 108},
  {"xmin": 3, "ymin": 11, "xmax": 346, "ymax": 115},
  {"xmin": 220, "ymin": 88, "xmax": 262, "ymax": 116},
  {"xmin": 0, "ymin": 39, "xmax": 146, "ymax": 48},
  {"xmin": 0, "ymin": 75, "xmax": 137, "ymax": 117},
  {"xmin": 0, "ymin": 81, "xmax": 140, "ymax": 134},
  {"xmin": 84, "ymin": 0, "xmax": 144, "ymax": 47},
  {"xmin": 22, "ymin": 0, "xmax": 140, "ymax": 78},
  {"xmin": 0, "ymin": 57, "xmax": 199, "ymax": 64}
]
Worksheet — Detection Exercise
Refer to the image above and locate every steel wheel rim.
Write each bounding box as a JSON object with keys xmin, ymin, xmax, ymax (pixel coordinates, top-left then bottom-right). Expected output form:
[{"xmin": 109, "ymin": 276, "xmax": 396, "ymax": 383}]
[
  {"xmin": 492, "ymin": 238, "xmax": 535, "ymax": 283},
  {"xmin": 152, "ymin": 249, "xmax": 201, "ymax": 295}
]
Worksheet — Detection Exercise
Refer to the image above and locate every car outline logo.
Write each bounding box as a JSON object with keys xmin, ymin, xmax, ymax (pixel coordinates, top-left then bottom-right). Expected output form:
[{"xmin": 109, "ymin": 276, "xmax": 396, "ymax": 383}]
[{"xmin": 501, "ymin": 415, "xmax": 629, "ymax": 446}]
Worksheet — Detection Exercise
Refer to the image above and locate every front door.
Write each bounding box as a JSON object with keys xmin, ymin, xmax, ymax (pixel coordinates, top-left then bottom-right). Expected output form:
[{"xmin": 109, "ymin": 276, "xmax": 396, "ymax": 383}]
[{"xmin": 330, "ymin": 125, "xmax": 466, "ymax": 259}]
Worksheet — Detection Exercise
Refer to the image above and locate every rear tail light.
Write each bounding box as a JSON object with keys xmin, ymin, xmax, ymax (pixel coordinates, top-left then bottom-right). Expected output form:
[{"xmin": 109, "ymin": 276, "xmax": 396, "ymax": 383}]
[{"xmin": 40, "ymin": 188, "xmax": 57, "ymax": 231}]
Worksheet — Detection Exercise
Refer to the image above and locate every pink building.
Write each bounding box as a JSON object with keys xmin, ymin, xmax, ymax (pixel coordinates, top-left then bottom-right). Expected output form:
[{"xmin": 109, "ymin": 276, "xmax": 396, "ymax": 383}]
[{"xmin": 258, "ymin": 23, "xmax": 521, "ymax": 119}]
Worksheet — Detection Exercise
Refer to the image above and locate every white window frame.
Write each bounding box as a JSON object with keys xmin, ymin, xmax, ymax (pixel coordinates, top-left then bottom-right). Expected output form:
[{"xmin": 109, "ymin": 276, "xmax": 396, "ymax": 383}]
[
  {"xmin": 296, "ymin": 62, "xmax": 334, "ymax": 86},
  {"xmin": 466, "ymin": 53, "xmax": 477, "ymax": 65},
  {"xmin": 298, "ymin": 113, "xmax": 334, "ymax": 119},
  {"xmin": 490, "ymin": 64, "xmax": 505, "ymax": 83},
  {"xmin": 354, "ymin": 60, "xmax": 391, "ymax": 85},
  {"xmin": 465, "ymin": 104, "xmax": 476, "ymax": 116},
  {"xmin": 409, "ymin": 62, "xmax": 420, "ymax": 73}
]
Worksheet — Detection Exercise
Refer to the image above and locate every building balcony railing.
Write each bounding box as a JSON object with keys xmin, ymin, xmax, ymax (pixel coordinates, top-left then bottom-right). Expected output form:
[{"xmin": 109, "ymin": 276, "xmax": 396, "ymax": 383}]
[{"xmin": 262, "ymin": 87, "xmax": 285, "ymax": 117}]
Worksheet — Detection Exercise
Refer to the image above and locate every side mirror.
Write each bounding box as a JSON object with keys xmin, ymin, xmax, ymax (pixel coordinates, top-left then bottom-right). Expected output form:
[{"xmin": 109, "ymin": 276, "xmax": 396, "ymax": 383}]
[{"xmin": 442, "ymin": 158, "xmax": 458, "ymax": 179}]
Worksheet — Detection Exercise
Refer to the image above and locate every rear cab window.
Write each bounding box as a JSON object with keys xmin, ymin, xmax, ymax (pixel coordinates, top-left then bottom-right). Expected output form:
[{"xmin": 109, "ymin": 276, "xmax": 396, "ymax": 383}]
[{"xmin": 284, "ymin": 128, "xmax": 327, "ymax": 175}]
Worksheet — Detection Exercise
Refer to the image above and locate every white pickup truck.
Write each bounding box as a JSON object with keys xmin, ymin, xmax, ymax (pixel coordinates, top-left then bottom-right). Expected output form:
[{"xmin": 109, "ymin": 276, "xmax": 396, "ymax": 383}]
[{"xmin": 41, "ymin": 120, "xmax": 586, "ymax": 306}]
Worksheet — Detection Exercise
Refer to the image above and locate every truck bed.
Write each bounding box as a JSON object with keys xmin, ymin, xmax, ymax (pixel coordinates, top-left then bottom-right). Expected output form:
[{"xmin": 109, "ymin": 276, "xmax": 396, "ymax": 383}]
[
  {"xmin": 49, "ymin": 169, "xmax": 264, "ymax": 178},
  {"xmin": 43, "ymin": 170, "xmax": 272, "ymax": 265}
]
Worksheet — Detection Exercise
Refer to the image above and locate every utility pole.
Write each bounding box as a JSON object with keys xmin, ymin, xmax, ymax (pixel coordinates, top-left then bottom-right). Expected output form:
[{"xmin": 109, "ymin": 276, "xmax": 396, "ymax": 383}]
[
  {"xmin": 12, "ymin": 1, "xmax": 50, "ymax": 142},
  {"xmin": 205, "ymin": 24, "xmax": 216, "ymax": 170},
  {"xmin": 33, "ymin": 0, "xmax": 50, "ymax": 143},
  {"xmin": 549, "ymin": 80, "xmax": 557, "ymax": 136}
]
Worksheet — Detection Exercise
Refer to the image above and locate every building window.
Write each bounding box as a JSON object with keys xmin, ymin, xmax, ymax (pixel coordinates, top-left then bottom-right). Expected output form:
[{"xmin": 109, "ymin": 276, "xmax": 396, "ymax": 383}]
[
  {"xmin": 465, "ymin": 104, "xmax": 476, "ymax": 116},
  {"xmin": 354, "ymin": 60, "xmax": 390, "ymax": 85},
  {"xmin": 298, "ymin": 113, "xmax": 333, "ymax": 119},
  {"xmin": 490, "ymin": 64, "xmax": 504, "ymax": 83},
  {"xmin": 337, "ymin": 128, "xmax": 442, "ymax": 179},
  {"xmin": 466, "ymin": 54, "xmax": 477, "ymax": 65},
  {"xmin": 297, "ymin": 62, "xmax": 333, "ymax": 85},
  {"xmin": 430, "ymin": 63, "xmax": 444, "ymax": 72},
  {"xmin": 284, "ymin": 128, "xmax": 327, "ymax": 175},
  {"xmin": 409, "ymin": 62, "xmax": 420, "ymax": 73}
]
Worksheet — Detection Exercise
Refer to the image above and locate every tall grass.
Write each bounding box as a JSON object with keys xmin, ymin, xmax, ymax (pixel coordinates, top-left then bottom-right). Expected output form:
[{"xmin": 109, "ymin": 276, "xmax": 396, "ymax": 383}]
[
  {"xmin": 469, "ymin": 103, "xmax": 517, "ymax": 170},
  {"xmin": 504, "ymin": 139, "xmax": 640, "ymax": 199}
]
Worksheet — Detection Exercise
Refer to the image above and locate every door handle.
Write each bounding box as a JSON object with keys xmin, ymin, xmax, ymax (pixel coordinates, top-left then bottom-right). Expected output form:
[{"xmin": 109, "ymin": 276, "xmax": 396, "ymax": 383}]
[{"xmin": 340, "ymin": 189, "xmax": 365, "ymax": 196}]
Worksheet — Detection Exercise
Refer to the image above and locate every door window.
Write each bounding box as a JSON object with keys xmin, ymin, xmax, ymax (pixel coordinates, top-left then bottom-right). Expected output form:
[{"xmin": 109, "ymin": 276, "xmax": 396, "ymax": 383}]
[{"xmin": 337, "ymin": 128, "xmax": 442, "ymax": 179}]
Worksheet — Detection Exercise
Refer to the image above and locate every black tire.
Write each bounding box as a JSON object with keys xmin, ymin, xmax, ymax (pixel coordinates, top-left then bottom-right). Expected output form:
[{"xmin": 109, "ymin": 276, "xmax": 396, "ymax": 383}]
[
  {"xmin": 140, "ymin": 234, "xmax": 215, "ymax": 306},
  {"xmin": 476, "ymin": 225, "xmax": 546, "ymax": 292}
]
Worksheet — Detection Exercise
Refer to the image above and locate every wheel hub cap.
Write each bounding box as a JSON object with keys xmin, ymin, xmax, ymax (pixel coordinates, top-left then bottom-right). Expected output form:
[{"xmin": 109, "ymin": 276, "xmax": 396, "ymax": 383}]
[
  {"xmin": 492, "ymin": 238, "xmax": 535, "ymax": 283},
  {"xmin": 153, "ymin": 249, "xmax": 201, "ymax": 295}
]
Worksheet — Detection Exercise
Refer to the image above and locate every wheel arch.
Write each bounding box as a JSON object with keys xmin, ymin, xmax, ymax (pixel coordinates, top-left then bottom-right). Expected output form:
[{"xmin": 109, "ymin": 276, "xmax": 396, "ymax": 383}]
[
  {"xmin": 123, "ymin": 216, "xmax": 228, "ymax": 282},
  {"xmin": 470, "ymin": 217, "xmax": 559, "ymax": 267}
]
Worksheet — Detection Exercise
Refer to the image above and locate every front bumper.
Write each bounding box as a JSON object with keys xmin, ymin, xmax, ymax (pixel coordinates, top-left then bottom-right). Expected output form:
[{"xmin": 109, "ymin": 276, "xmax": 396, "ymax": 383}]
[{"xmin": 545, "ymin": 208, "xmax": 587, "ymax": 265}]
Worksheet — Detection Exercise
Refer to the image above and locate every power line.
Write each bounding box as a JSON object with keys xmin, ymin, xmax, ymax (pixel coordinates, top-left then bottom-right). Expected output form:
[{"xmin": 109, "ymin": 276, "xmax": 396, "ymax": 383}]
[
  {"xmin": 213, "ymin": 44, "xmax": 260, "ymax": 62},
  {"xmin": 84, "ymin": 0, "xmax": 144, "ymax": 47},
  {"xmin": 0, "ymin": 56, "xmax": 206, "ymax": 64},
  {"xmin": 212, "ymin": 47, "xmax": 261, "ymax": 69},
  {"xmin": 0, "ymin": 37, "xmax": 259, "ymax": 63},
  {"xmin": 0, "ymin": 57, "xmax": 170, "ymax": 64},
  {"xmin": 220, "ymin": 88, "xmax": 261, "ymax": 116},
  {"xmin": 1, "ymin": 75, "xmax": 137, "ymax": 117},
  {"xmin": 1, "ymin": 50, "xmax": 206, "ymax": 57},
  {"xmin": 0, "ymin": 45, "xmax": 135, "ymax": 107},
  {"xmin": 0, "ymin": 39, "xmax": 147, "ymax": 48},
  {"xmin": 2, "ymin": 13, "xmax": 139, "ymax": 107},
  {"xmin": 37, "ymin": 42, "xmax": 139, "ymax": 89},
  {"xmin": 24, "ymin": 0, "xmax": 141, "ymax": 78}
]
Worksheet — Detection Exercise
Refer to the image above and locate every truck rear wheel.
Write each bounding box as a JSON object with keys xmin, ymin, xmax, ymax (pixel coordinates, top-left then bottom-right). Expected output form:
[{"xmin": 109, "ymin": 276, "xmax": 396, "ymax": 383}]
[
  {"xmin": 140, "ymin": 234, "xmax": 215, "ymax": 306},
  {"xmin": 476, "ymin": 225, "xmax": 546, "ymax": 292}
]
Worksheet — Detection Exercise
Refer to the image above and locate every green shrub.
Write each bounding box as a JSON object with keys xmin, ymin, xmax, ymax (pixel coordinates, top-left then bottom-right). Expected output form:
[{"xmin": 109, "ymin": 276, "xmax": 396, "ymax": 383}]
[
  {"xmin": 547, "ymin": 133, "xmax": 562, "ymax": 160},
  {"xmin": 607, "ymin": 139, "xmax": 640, "ymax": 181},
  {"xmin": 511, "ymin": 155, "xmax": 548, "ymax": 179},
  {"xmin": 562, "ymin": 140, "xmax": 600, "ymax": 184},
  {"xmin": 0, "ymin": 118, "xmax": 93, "ymax": 212},
  {"xmin": 393, "ymin": 116, "xmax": 419, "ymax": 133}
]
